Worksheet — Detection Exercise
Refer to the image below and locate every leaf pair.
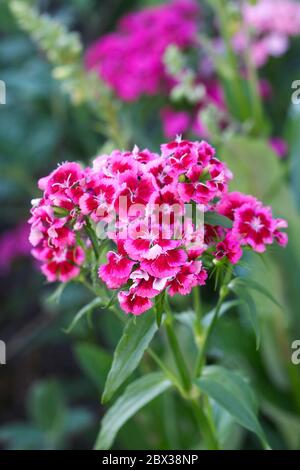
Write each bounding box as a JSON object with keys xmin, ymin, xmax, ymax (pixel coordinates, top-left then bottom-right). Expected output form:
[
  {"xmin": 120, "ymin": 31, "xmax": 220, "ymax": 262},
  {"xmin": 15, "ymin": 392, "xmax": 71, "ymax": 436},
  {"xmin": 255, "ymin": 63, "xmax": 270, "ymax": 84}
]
[{"xmin": 196, "ymin": 365, "xmax": 269, "ymax": 448}]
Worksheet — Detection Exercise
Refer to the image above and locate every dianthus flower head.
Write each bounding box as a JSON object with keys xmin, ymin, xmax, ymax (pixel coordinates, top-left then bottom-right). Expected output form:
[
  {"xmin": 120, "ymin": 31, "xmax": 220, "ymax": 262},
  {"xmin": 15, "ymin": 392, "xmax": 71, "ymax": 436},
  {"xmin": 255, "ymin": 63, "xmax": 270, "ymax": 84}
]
[{"xmin": 28, "ymin": 140, "xmax": 288, "ymax": 315}]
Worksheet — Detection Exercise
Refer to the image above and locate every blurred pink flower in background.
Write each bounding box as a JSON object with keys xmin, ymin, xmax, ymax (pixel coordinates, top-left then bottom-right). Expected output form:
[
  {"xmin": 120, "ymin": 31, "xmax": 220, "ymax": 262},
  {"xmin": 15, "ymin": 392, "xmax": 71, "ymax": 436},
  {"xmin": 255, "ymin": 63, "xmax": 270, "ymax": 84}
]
[
  {"xmin": 234, "ymin": 0, "xmax": 300, "ymax": 67},
  {"xmin": 85, "ymin": 0, "xmax": 200, "ymax": 101},
  {"xmin": 0, "ymin": 223, "xmax": 31, "ymax": 274},
  {"xmin": 269, "ymin": 137, "xmax": 289, "ymax": 158}
]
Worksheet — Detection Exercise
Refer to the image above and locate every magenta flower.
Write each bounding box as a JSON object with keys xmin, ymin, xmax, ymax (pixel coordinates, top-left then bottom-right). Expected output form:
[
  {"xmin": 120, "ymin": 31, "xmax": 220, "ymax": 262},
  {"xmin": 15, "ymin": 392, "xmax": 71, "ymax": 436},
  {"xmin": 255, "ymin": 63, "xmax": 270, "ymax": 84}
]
[
  {"xmin": 28, "ymin": 139, "xmax": 288, "ymax": 315},
  {"xmin": 118, "ymin": 290, "xmax": 153, "ymax": 316},
  {"xmin": 85, "ymin": 0, "xmax": 199, "ymax": 101}
]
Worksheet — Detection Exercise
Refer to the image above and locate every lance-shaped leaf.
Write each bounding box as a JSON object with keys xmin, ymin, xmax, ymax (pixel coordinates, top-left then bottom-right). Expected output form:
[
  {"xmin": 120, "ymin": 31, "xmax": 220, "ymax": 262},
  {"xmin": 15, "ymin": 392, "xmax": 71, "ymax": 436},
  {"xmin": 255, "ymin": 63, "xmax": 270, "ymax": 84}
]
[
  {"xmin": 204, "ymin": 211, "xmax": 233, "ymax": 229},
  {"xmin": 229, "ymin": 280, "xmax": 260, "ymax": 349},
  {"xmin": 196, "ymin": 366, "xmax": 268, "ymax": 448},
  {"xmin": 230, "ymin": 277, "xmax": 281, "ymax": 309},
  {"xmin": 95, "ymin": 372, "xmax": 172, "ymax": 450},
  {"xmin": 102, "ymin": 310, "xmax": 158, "ymax": 403},
  {"xmin": 65, "ymin": 298, "xmax": 104, "ymax": 333}
]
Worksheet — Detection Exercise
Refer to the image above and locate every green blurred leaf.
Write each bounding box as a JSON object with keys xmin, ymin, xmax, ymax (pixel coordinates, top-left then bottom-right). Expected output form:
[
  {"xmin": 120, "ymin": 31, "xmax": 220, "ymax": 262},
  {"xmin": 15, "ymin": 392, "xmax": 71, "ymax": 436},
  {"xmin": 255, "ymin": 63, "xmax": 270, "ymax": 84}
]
[
  {"xmin": 204, "ymin": 211, "xmax": 233, "ymax": 229},
  {"xmin": 65, "ymin": 297, "xmax": 104, "ymax": 333},
  {"xmin": 229, "ymin": 279, "xmax": 260, "ymax": 349},
  {"xmin": 95, "ymin": 372, "xmax": 172, "ymax": 450},
  {"xmin": 65, "ymin": 407, "xmax": 94, "ymax": 436},
  {"xmin": 102, "ymin": 310, "xmax": 158, "ymax": 403},
  {"xmin": 27, "ymin": 380, "xmax": 66, "ymax": 439},
  {"xmin": 231, "ymin": 277, "xmax": 281, "ymax": 309},
  {"xmin": 196, "ymin": 366, "xmax": 267, "ymax": 446},
  {"xmin": 220, "ymin": 136, "xmax": 282, "ymax": 200},
  {"xmin": 74, "ymin": 342, "xmax": 111, "ymax": 390},
  {"xmin": 0, "ymin": 423, "xmax": 44, "ymax": 450}
]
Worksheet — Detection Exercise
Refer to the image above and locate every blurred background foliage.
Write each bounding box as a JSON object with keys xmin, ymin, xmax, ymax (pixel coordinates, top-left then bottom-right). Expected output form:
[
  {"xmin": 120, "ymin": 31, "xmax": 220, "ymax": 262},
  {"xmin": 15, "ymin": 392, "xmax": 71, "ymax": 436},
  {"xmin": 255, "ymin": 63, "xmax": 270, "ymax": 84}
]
[{"xmin": 0, "ymin": 0, "xmax": 300, "ymax": 450}]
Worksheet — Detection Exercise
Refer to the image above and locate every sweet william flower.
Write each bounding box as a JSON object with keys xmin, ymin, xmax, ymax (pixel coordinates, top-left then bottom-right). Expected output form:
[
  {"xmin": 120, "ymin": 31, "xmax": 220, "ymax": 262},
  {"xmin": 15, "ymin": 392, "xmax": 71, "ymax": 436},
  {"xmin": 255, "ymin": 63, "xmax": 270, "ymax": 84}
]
[
  {"xmin": 40, "ymin": 246, "xmax": 85, "ymax": 283},
  {"xmin": 168, "ymin": 260, "xmax": 207, "ymax": 296},
  {"xmin": 118, "ymin": 290, "xmax": 153, "ymax": 315},
  {"xmin": 98, "ymin": 251, "xmax": 135, "ymax": 289},
  {"xmin": 28, "ymin": 139, "xmax": 288, "ymax": 315},
  {"xmin": 214, "ymin": 233, "xmax": 243, "ymax": 265},
  {"xmin": 233, "ymin": 203, "xmax": 274, "ymax": 253}
]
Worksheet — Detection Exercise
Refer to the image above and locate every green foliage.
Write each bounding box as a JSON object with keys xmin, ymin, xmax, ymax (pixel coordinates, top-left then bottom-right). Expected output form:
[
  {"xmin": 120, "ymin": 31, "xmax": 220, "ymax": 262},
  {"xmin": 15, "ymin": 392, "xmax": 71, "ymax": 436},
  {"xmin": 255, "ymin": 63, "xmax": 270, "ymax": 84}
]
[
  {"xmin": 204, "ymin": 211, "xmax": 233, "ymax": 229},
  {"xmin": 74, "ymin": 342, "xmax": 111, "ymax": 390},
  {"xmin": 196, "ymin": 366, "xmax": 268, "ymax": 446},
  {"xmin": 95, "ymin": 372, "xmax": 172, "ymax": 450},
  {"xmin": 102, "ymin": 310, "xmax": 159, "ymax": 403},
  {"xmin": 9, "ymin": 0, "xmax": 128, "ymax": 148},
  {"xmin": 65, "ymin": 297, "xmax": 104, "ymax": 333},
  {"xmin": 1, "ymin": 0, "xmax": 300, "ymax": 452},
  {"xmin": 0, "ymin": 379, "xmax": 94, "ymax": 450}
]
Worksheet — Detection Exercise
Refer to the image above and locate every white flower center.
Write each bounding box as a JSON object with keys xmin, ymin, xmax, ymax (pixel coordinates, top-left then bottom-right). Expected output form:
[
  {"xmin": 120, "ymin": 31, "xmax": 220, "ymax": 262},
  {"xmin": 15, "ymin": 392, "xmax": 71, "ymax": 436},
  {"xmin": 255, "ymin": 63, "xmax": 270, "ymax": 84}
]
[{"xmin": 249, "ymin": 216, "xmax": 263, "ymax": 232}]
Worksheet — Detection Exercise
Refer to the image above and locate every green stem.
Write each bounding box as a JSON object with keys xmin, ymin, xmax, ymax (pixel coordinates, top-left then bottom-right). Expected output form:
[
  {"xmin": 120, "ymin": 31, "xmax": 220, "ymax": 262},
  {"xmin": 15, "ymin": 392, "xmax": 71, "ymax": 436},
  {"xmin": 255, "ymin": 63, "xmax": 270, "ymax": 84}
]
[
  {"xmin": 147, "ymin": 349, "xmax": 184, "ymax": 395},
  {"xmin": 242, "ymin": 13, "xmax": 267, "ymax": 136},
  {"xmin": 190, "ymin": 399, "xmax": 220, "ymax": 450},
  {"xmin": 193, "ymin": 286, "xmax": 203, "ymax": 333},
  {"xmin": 165, "ymin": 298, "xmax": 191, "ymax": 393},
  {"xmin": 210, "ymin": 0, "xmax": 249, "ymax": 121},
  {"xmin": 85, "ymin": 220, "xmax": 100, "ymax": 258},
  {"xmin": 194, "ymin": 296, "xmax": 224, "ymax": 377},
  {"xmin": 195, "ymin": 268, "xmax": 232, "ymax": 378}
]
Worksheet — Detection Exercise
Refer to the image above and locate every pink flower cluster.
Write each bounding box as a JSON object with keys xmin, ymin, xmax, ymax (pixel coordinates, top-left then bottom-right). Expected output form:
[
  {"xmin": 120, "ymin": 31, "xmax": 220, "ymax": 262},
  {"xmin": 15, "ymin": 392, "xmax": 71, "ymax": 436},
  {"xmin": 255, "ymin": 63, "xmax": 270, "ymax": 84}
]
[
  {"xmin": 234, "ymin": 0, "xmax": 300, "ymax": 66},
  {"xmin": 28, "ymin": 139, "xmax": 288, "ymax": 315},
  {"xmin": 85, "ymin": 0, "xmax": 199, "ymax": 101}
]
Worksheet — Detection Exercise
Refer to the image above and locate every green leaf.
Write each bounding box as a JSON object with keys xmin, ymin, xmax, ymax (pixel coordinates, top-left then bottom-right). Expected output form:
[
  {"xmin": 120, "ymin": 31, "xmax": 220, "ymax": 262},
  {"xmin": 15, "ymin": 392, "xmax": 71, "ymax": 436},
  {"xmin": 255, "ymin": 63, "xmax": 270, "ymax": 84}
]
[
  {"xmin": 95, "ymin": 372, "xmax": 172, "ymax": 450},
  {"xmin": 196, "ymin": 366, "xmax": 268, "ymax": 446},
  {"xmin": 47, "ymin": 283, "xmax": 68, "ymax": 305},
  {"xmin": 229, "ymin": 280, "xmax": 260, "ymax": 349},
  {"xmin": 0, "ymin": 423, "xmax": 44, "ymax": 450},
  {"xmin": 202, "ymin": 300, "xmax": 241, "ymax": 328},
  {"xmin": 231, "ymin": 277, "xmax": 281, "ymax": 309},
  {"xmin": 102, "ymin": 310, "xmax": 158, "ymax": 403},
  {"xmin": 204, "ymin": 211, "xmax": 233, "ymax": 229},
  {"xmin": 174, "ymin": 301, "xmax": 240, "ymax": 331},
  {"xmin": 154, "ymin": 291, "xmax": 165, "ymax": 327},
  {"xmin": 27, "ymin": 380, "xmax": 66, "ymax": 438},
  {"xmin": 65, "ymin": 297, "xmax": 103, "ymax": 333},
  {"xmin": 73, "ymin": 342, "xmax": 111, "ymax": 390}
]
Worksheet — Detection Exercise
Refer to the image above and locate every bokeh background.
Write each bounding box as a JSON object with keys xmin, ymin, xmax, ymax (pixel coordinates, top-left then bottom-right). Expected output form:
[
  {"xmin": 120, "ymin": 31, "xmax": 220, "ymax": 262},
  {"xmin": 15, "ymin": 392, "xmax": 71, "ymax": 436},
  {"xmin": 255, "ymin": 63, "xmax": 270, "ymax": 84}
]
[{"xmin": 1, "ymin": 0, "xmax": 300, "ymax": 450}]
